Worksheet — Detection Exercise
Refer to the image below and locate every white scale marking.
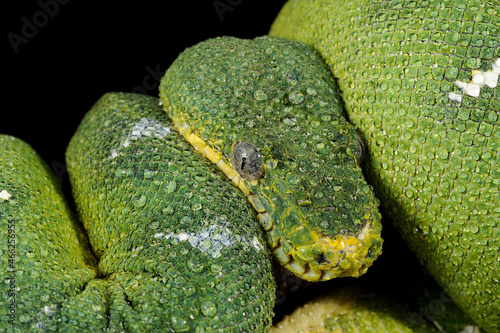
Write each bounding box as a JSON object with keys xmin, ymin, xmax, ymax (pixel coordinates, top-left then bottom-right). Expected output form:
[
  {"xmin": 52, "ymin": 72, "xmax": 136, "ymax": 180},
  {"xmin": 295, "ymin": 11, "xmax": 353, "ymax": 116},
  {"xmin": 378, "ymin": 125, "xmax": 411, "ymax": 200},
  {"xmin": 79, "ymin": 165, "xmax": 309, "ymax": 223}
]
[
  {"xmin": 109, "ymin": 118, "xmax": 171, "ymax": 158},
  {"xmin": 0, "ymin": 190, "xmax": 12, "ymax": 200},
  {"xmin": 449, "ymin": 58, "xmax": 500, "ymax": 102},
  {"xmin": 155, "ymin": 216, "xmax": 264, "ymax": 258},
  {"xmin": 458, "ymin": 325, "xmax": 480, "ymax": 333}
]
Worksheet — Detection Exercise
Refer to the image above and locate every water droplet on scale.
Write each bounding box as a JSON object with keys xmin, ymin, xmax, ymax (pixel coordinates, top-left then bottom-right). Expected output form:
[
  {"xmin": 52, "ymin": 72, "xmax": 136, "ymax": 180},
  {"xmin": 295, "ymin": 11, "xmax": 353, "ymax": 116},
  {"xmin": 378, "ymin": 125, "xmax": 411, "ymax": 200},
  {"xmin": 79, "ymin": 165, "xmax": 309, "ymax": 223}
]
[
  {"xmin": 254, "ymin": 90, "xmax": 268, "ymax": 101},
  {"xmin": 201, "ymin": 300, "xmax": 217, "ymax": 317},
  {"xmin": 283, "ymin": 117, "xmax": 297, "ymax": 126},
  {"xmin": 289, "ymin": 91, "xmax": 304, "ymax": 104}
]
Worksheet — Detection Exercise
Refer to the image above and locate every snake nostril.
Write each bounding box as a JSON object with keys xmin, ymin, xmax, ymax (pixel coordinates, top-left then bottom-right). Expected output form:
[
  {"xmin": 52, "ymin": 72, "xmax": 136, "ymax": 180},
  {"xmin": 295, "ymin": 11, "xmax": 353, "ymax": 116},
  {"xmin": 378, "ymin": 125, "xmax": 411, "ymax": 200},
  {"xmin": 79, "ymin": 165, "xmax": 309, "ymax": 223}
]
[{"xmin": 317, "ymin": 253, "xmax": 331, "ymax": 265}]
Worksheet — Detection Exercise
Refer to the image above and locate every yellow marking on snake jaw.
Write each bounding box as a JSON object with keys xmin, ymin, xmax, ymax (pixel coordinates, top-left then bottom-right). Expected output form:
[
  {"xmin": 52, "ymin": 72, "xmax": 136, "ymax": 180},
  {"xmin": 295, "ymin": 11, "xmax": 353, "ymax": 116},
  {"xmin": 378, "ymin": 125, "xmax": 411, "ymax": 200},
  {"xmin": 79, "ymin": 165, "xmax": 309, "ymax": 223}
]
[
  {"xmin": 247, "ymin": 194, "xmax": 266, "ymax": 213},
  {"xmin": 171, "ymin": 118, "xmax": 265, "ymax": 216},
  {"xmin": 202, "ymin": 145, "xmax": 222, "ymax": 164},
  {"xmin": 328, "ymin": 237, "xmax": 345, "ymax": 250},
  {"xmin": 345, "ymin": 237, "xmax": 359, "ymax": 247},
  {"xmin": 238, "ymin": 180, "xmax": 251, "ymax": 197},
  {"xmin": 187, "ymin": 133, "xmax": 206, "ymax": 152},
  {"xmin": 248, "ymin": 179, "xmax": 258, "ymax": 186},
  {"xmin": 216, "ymin": 159, "xmax": 239, "ymax": 181},
  {"xmin": 176, "ymin": 121, "xmax": 192, "ymax": 138},
  {"xmin": 268, "ymin": 222, "xmax": 378, "ymax": 282},
  {"xmin": 285, "ymin": 261, "xmax": 306, "ymax": 277},
  {"xmin": 257, "ymin": 212, "xmax": 272, "ymax": 231}
]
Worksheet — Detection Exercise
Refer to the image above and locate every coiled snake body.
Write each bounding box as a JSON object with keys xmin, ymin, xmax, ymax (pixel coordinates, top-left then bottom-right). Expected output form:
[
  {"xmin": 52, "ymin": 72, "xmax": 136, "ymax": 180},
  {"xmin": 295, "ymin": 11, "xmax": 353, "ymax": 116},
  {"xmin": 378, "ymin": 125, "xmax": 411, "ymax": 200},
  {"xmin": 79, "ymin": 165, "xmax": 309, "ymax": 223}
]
[{"xmin": 0, "ymin": 0, "xmax": 499, "ymax": 332}]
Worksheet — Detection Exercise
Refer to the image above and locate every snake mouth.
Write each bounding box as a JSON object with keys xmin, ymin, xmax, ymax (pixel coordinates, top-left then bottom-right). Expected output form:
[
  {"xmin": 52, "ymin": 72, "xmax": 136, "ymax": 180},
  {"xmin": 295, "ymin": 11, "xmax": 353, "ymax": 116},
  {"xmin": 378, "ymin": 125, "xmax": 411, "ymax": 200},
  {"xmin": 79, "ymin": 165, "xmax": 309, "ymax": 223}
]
[{"xmin": 257, "ymin": 208, "xmax": 383, "ymax": 282}]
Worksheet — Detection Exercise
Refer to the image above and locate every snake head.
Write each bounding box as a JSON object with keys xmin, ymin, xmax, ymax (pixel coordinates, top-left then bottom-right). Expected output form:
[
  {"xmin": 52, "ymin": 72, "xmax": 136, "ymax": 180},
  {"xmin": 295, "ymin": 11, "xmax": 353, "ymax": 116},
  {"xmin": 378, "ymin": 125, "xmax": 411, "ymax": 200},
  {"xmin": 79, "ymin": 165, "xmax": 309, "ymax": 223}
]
[{"xmin": 160, "ymin": 35, "xmax": 383, "ymax": 282}]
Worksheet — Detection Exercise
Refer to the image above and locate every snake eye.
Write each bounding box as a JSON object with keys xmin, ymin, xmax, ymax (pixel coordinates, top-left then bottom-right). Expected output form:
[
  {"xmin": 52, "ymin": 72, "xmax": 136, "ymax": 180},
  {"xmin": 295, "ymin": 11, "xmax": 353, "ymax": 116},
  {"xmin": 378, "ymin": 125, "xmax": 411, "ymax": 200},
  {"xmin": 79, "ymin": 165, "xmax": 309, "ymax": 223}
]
[
  {"xmin": 232, "ymin": 141, "xmax": 264, "ymax": 180},
  {"xmin": 354, "ymin": 130, "xmax": 366, "ymax": 165}
]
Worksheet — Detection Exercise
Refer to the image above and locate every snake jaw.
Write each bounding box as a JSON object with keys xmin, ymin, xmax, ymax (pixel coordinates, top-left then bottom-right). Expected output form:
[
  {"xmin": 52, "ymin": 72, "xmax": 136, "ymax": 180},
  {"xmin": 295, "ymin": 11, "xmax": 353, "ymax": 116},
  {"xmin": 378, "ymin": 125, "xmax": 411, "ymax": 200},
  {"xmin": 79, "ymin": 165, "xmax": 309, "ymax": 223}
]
[{"xmin": 258, "ymin": 204, "xmax": 383, "ymax": 282}]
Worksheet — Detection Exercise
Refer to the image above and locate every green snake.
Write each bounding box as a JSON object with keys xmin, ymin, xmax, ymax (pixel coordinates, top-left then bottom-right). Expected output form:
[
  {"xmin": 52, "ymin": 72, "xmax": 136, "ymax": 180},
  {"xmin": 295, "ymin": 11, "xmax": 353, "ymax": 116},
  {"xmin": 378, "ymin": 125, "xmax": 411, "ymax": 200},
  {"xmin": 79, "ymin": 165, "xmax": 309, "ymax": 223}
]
[
  {"xmin": 1, "ymin": 0, "xmax": 499, "ymax": 332},
  {"xmin": 270, "ymin": 1, "xmax": 499, "ymax": 331}
]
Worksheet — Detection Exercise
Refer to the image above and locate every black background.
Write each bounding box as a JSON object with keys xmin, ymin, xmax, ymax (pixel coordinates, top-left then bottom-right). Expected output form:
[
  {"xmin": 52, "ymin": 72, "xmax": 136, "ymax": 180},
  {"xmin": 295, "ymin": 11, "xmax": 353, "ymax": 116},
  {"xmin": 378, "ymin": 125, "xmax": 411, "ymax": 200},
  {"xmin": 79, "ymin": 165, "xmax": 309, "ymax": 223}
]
[
  {"xmin": 4, "ymin": 0, "xmax": 426, "ymax": 325},
  {"xmin": 4, "ymin": 1, "xmax": 287, "ymax": 172}
]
